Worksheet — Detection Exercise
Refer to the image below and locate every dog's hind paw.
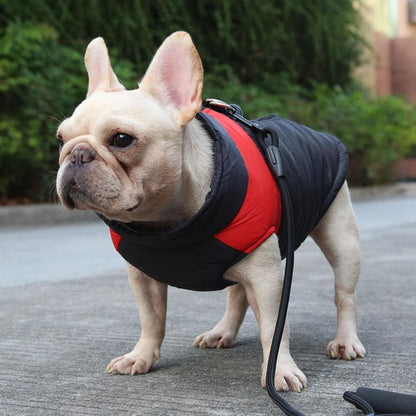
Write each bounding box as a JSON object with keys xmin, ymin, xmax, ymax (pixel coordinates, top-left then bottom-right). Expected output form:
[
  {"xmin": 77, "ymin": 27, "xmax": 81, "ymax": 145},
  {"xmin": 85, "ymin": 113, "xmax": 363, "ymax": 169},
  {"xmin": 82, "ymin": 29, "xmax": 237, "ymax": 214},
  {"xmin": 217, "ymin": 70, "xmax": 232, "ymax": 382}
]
[
  {"xmin": 327, "ymin": 335, "xmax": 366, "ymax": 360},
  {"xmin": 261, "ymin": 357, "xmax": 307, "ymax": 393},
  {"xmin": 193, "ymin": 327, "xmax": 236, "ymax": 349}
]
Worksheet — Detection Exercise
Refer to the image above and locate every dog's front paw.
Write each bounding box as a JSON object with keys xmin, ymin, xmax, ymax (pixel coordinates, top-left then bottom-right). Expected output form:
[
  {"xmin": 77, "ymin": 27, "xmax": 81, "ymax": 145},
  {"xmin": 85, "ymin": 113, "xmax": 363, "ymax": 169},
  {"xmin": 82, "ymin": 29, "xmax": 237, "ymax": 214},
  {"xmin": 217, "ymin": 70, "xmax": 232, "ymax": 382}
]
[
  {"xmin": 261, "ymin": 357, "xmax": 307, "ymax": 393},
  {"xmin": 106, "ymin": 344, "xmax": 160, "ymax": 375},
  {"xmin": 193, "ymin": 327, "xmax": 236, "ymax": 349},
  {"xmin": 327, "ymin": 335, "xmax": 366, "ymax": 360}
]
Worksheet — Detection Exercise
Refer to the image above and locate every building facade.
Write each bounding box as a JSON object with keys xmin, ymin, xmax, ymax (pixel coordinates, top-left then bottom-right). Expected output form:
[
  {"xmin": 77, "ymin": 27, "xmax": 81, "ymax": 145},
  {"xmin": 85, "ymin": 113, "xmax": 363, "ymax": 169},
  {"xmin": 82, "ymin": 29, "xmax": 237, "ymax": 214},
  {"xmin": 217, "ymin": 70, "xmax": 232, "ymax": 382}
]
[{"xmin": 359, "ymin": 0, "xmax": 416, "ymax": 102}]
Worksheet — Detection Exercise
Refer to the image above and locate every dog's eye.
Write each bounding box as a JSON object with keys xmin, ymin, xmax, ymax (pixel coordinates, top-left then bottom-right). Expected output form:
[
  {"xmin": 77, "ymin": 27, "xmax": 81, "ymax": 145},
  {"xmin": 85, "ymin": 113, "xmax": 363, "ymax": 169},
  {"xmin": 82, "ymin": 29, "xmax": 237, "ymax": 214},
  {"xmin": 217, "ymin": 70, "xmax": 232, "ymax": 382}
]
[
  {"xmin": 56, "ymin": 135, "xmax": 64, "ymax": 151},
  {"xmin": 110, "ymin": 133, "xmax": 135, "ymax": 148}
]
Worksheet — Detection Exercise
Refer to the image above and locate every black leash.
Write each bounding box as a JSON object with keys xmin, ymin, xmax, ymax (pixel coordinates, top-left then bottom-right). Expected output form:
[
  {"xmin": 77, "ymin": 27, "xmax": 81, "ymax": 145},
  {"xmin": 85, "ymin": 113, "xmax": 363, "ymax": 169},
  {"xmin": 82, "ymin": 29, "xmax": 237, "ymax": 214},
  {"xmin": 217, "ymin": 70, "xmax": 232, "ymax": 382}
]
[
  {"xmin": 203, "ymin": 99, "xmax": 416, "ymax": 416},
  {"xmin": 204, "ymin": 98, "xmax": 306, "ymax": 415},
  {"xmin": 344, "ymin": 388, "xmax": 416, "ymax": 416}
]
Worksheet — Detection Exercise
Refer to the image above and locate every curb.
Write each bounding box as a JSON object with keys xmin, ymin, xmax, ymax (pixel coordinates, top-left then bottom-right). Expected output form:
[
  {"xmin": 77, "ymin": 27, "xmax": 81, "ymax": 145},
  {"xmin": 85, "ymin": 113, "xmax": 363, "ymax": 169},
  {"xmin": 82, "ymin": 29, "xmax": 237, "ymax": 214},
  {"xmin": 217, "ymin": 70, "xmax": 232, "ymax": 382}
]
[
  {"xmin": 349, "ymin": 181, "xmax": 416, "ymax": 200},
  {"xmin": 1, "ymin": 182, "xmax": 415, "ymax": 228},
  {"xmin": 0, "ymin": 203, "xmax": 98, "ymax": 227}
]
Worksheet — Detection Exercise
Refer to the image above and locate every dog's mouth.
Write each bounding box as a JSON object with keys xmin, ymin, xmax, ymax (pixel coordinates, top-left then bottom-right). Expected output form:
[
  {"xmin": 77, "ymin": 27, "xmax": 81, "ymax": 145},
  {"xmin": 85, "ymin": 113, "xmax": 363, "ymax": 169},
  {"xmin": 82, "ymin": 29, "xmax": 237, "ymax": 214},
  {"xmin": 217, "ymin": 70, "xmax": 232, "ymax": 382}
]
[
  {"xmin": 64, "ymin": 194, "xmax": 76, "ymax": 210},
  {"xmin": 125, "ymin": 202, "xmax": 139, "ymax": 212},
  {"xmin": 59, "ymin": 177, "xmax": 78, "ymax": 210},
  {"xmin": 58, "ymin": 168, "xmax": 96, "ymax": 211},
  {"xmin": 60, "ymin": 178, "xmax": 140, "ymax": 217}
]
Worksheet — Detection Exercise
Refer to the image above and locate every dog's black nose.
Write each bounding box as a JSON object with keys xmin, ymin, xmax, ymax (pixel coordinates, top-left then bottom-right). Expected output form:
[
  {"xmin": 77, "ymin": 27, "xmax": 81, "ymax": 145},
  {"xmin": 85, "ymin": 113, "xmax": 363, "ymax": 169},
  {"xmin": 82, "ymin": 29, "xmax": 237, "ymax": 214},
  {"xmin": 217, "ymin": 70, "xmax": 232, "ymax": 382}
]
[{"xmin": 70, "ymin": 144, "xmax": 95, "ymax": 165}]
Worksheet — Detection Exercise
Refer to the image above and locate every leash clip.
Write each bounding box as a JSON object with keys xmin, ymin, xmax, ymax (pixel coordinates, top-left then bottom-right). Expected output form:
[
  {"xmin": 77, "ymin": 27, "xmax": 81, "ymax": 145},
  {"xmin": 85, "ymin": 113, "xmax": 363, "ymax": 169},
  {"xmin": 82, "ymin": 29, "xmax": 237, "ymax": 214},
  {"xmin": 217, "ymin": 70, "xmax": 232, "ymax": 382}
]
[
  {"xmin": 204, "ymin": 98, "xmax": 236, "ymax": 113},
  {"xmin": 204, "ymin": 98, "xmax": 265, "ymax": 135},
  {"xmin": 204, "ymin": 98, "xmax": 285, "ymax": 178}
]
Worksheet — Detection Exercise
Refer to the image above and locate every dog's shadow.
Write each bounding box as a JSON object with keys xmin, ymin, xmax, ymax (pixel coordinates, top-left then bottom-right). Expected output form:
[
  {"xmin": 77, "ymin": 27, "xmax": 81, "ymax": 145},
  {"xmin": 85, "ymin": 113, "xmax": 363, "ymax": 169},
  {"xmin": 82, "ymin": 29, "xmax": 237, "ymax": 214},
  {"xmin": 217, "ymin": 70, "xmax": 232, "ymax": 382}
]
[
  {"xmin": 149, "ymin": 333, "xmax": 324, "ymax": 389},
  {"xmin": 161, "ymin": 335, "xmax": 260, "ymax": 365}
]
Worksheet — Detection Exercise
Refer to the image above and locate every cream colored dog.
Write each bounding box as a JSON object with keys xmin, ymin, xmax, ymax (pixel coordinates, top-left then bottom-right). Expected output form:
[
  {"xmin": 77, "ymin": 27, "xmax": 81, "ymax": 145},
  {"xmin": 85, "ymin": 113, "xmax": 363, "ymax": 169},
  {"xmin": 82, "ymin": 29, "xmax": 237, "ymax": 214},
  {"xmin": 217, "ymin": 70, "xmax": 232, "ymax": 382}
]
[{"xmin": 56, "ymin": 31, "xmax": 365, "ymax": 392}]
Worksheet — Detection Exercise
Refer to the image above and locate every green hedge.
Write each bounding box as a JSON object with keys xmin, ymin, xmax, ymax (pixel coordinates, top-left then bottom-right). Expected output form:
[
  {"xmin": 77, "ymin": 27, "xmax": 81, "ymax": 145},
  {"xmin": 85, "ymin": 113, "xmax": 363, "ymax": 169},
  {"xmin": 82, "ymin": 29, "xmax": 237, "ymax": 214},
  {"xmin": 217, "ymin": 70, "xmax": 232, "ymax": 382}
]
[
  {"xmin": 205, "ymin": 79, "xmax": 416, "ymax": 185},
  {"xmin": 1, "ymin": 3, "xmax": 415, "ymax": 202},
  {"xmin": 1, "ymin": 0, "xmax": 364, "ymax": 88},
  {"xmin": 0, "ymin": 22, "xmax": 81, "ymax": 201}
]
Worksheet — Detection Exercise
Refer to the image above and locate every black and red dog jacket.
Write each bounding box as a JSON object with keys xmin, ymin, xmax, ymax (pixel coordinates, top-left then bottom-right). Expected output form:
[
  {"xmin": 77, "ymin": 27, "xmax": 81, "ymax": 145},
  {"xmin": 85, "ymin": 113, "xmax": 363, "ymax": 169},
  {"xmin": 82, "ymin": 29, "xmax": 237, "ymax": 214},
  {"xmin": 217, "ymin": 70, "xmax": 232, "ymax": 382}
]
[{"xmin": 99, "ymin": 106, "xmax": 348, "ymax": 291}]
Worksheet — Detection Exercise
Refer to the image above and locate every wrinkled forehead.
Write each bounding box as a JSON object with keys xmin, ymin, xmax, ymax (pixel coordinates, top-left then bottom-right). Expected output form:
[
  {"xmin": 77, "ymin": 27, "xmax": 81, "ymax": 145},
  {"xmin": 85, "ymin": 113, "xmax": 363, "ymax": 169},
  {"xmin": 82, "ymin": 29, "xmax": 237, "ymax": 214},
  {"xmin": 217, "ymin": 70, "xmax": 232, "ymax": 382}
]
[{"xmin": 57, "ymin": 89, "xmax": 162, "ymax": 137}]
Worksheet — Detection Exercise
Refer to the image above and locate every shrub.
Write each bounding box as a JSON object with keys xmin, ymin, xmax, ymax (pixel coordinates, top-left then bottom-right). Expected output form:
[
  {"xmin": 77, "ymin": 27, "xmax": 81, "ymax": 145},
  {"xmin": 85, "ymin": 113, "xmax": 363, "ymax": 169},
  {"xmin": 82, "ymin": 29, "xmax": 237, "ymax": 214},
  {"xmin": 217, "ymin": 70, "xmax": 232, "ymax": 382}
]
[
  {"xmin": 292, "ymin": 85, "xmax": 416, "ymax": 185},
  {"xmin": 1, "ymin": 0, "xmax": 365, "ymax": 89},
  {"xmin": 0, "ymin": 9, "xmax": 413, "ymax": 202},
  {"xmin": 0, "ymin": 21, "xmax": 83, "ymax": 201},
  {"xmin": 203, "ymin": 79, "xmax": 416, "ymax": 185}
]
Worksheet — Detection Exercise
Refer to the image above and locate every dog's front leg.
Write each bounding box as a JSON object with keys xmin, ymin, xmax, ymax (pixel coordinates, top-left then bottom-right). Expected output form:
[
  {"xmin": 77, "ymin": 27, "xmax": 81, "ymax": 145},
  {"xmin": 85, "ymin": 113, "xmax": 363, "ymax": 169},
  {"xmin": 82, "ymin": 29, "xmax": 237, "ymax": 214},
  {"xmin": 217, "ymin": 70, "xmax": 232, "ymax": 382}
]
[
  {"xmin": 106, "ymin": 263, "xmax": 167, "ymax": 375},
  {"xmin": 225, "ymin": 235, "xmax": 307, "ymax": 392}
]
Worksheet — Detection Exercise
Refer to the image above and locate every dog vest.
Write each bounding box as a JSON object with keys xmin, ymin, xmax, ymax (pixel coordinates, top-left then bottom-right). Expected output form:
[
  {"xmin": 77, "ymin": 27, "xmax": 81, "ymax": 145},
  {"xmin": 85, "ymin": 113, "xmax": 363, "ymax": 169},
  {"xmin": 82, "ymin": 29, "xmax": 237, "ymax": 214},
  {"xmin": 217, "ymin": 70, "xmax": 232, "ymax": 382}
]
[{"xmin": 99, "ymin": 106, "xmax": 348, "ymax": 291}]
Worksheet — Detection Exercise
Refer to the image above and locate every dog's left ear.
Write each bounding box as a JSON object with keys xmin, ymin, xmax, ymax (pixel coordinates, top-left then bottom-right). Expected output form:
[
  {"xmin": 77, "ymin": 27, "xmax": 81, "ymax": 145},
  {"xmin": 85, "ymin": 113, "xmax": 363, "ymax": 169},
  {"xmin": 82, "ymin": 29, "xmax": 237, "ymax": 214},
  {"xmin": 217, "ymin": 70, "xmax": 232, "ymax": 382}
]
[
  {"xmin": 139, "ymin": 31, "xmax": 203, "ymax": 125},
  {"xmin": 84, "ymin": 37, "xmax": 125, "ymax": 97}
]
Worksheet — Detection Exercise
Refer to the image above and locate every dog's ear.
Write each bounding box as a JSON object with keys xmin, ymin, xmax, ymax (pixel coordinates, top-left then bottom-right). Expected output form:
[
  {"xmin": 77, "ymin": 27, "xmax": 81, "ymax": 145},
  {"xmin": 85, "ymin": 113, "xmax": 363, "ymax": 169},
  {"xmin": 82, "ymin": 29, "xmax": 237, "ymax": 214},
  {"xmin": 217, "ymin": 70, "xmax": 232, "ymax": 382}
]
[
  {"xmin": 84, "ymin": 37, "xmax": 125, "ymax": 97},
  {"xmin": 139, "ymin": 31, "xmax": 203, "ymax": 125}
]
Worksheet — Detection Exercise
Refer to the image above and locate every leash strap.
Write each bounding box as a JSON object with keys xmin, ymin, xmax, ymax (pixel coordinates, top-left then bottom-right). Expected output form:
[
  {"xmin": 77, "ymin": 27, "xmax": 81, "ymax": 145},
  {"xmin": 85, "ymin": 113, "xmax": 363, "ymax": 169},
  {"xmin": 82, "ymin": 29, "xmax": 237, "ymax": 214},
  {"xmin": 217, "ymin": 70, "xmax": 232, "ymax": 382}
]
[{"xmin": 204, "ymin": 99, "xmax": 305, "ymax": 416}]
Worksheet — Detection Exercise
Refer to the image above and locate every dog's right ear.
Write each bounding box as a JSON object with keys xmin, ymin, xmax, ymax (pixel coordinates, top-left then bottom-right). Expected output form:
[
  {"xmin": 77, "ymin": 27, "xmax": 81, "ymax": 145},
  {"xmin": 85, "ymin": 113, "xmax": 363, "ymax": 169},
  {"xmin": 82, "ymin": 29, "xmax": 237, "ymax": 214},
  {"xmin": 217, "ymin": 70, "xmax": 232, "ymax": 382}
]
[
  {"xmin": 139, "ymin": 31, "xmax": 203, "ymax": 125},
  {"xmin": 84, "ymin": 37, "xmax": 125, "ymax": 97}
]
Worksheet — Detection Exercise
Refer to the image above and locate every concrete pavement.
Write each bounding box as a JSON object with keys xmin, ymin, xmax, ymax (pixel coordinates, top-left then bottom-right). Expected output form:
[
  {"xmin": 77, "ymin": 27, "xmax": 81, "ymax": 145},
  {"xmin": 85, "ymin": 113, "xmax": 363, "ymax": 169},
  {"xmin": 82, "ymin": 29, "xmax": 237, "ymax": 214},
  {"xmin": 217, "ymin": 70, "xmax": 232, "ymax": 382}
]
[{"xmin": 0, "ymin": 188, "xmax": 415, "ymax": 415}]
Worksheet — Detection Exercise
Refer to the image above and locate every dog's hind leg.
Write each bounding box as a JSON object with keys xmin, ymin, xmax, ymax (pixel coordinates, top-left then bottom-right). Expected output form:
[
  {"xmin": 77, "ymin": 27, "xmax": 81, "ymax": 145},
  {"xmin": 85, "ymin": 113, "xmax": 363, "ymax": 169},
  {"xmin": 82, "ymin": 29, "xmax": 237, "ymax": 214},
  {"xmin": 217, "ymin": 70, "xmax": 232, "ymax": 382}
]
[
  {"xmin": 310, "ymin": 182, "xmax": 366, "ymax": 360},
  {"xmin": 193, "ymin": 283, "xmax": 249, "ymax": 348}
]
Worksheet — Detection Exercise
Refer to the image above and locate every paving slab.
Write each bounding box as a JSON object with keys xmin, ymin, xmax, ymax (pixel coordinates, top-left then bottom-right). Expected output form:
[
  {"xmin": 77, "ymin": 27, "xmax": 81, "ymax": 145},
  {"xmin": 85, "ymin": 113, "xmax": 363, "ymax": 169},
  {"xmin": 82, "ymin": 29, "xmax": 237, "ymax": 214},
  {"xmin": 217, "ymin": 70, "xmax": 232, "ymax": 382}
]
[{"xmin": 0, "ymin": 194, "xmax": 415, "ymax": 415}]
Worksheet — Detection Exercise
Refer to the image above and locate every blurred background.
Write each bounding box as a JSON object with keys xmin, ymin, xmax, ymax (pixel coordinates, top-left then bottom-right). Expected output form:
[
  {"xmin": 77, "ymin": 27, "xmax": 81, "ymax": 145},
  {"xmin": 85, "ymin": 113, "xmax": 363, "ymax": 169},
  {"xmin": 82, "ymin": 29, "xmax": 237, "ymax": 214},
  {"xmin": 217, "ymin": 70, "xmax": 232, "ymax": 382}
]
[{"xmin": 1, "ymin": 0, "xmax": 416, "ymax": 204}]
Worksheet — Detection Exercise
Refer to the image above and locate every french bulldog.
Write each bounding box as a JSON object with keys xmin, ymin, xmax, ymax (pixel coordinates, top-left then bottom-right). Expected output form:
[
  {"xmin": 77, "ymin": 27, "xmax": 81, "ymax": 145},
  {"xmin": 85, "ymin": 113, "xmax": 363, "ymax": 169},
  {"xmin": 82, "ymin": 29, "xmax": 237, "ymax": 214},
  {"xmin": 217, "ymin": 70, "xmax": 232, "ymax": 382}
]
[{"xmin": 56, "ymin": 31, "xmax": 365, "ymax": 392}]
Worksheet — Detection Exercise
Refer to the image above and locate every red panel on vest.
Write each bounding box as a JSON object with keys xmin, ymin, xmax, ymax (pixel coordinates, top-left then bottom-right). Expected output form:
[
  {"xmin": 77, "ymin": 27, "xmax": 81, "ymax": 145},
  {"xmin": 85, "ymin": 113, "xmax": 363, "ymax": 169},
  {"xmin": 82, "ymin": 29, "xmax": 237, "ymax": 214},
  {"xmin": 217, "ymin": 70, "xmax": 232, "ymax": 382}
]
[
  {"xmin": 204, "ymin": 108, "xmax": 281, "ymax": 254},
  {"xmin": 110, "ymin": 228, "xmax": 122, "ymax": 251}
]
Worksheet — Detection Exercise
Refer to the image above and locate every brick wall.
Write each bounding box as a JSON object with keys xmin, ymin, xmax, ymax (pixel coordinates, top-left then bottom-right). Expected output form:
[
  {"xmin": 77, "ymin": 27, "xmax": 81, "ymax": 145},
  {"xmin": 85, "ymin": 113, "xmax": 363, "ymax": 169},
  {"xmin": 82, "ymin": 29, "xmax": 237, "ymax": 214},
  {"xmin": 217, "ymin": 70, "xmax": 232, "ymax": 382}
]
[
  {"xmin": 373, "ymin": 32, "xmax": 391, "ymax": 96},
  {"xmin": 391, "ymin": 36, "xmax": 416, "ymax": 102}
]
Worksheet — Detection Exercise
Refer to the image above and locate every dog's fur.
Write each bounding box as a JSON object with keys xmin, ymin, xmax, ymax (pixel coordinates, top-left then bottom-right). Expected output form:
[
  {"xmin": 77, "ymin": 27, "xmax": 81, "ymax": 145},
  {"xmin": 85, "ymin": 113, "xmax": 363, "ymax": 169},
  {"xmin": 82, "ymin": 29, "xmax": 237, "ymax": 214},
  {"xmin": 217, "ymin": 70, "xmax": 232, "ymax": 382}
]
[{"xmin": 56, "ymin": 32, "xmax": 365, "ymax": 392}]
